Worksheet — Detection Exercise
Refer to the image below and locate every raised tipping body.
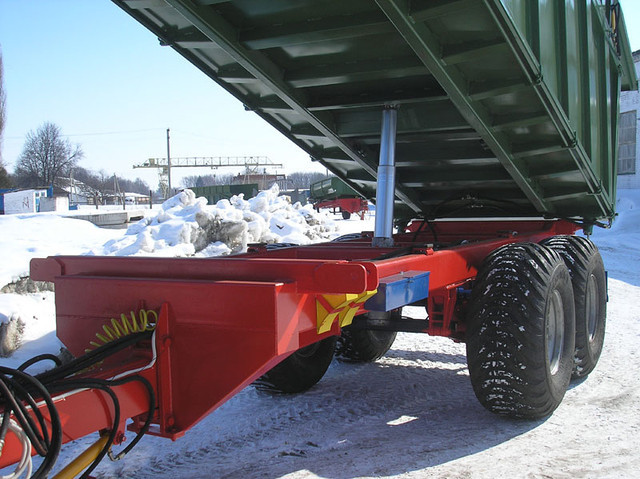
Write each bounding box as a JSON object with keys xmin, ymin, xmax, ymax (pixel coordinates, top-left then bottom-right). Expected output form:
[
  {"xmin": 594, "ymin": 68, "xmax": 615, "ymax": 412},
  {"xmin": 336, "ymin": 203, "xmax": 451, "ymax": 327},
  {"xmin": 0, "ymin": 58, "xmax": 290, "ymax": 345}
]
[{"xmin": 115, "ymin": 0, "xmax": 636, "ymax": 225}]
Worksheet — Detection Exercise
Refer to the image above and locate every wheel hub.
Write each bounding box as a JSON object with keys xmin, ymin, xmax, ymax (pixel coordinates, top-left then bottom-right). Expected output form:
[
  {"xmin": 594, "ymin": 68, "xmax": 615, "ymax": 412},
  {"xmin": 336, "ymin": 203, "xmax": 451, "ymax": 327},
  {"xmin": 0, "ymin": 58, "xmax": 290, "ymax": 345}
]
[
  {"xmin": 586, "ymin": 273, "xmax": 599, "ymax": 342},
  {"xmin": 546, "ymin": 289, "xmax": 565, "ymax": 375}
]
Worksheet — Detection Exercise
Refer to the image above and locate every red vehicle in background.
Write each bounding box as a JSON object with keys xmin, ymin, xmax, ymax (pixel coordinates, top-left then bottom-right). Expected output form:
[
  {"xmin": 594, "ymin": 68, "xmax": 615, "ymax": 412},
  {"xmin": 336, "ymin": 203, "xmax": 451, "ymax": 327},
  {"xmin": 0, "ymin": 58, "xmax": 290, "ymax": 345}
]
[{"xmin": 311, "ymin": 177, "xmax": 369, "ymax": 219}]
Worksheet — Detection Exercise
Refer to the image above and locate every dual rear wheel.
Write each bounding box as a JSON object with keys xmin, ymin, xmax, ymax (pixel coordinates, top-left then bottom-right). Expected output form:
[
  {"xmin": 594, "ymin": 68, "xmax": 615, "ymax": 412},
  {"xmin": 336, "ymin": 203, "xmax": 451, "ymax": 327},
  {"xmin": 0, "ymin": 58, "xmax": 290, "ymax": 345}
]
[
  {"xmin": 466, "ymin": 237, "xmax": 606, "ymax": 419},
  {"xmin": 256, "ymin": 312, "xmax": 397, "ymax": 393},
  {"xmin": 257, "ymin": 235, "xmax": 606, "ymax": 420}
]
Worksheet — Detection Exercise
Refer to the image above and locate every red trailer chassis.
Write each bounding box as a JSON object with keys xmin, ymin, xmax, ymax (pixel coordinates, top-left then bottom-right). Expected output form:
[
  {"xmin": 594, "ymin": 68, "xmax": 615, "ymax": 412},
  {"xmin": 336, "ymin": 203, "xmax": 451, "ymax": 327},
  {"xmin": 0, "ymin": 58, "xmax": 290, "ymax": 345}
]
[
  {"xmin": 314, "ymin": 197, "xmax": 369, "ymax": 220},
  {"xmin": 0, "ymin": 219, "xmax": 578, "ymax": 472}
]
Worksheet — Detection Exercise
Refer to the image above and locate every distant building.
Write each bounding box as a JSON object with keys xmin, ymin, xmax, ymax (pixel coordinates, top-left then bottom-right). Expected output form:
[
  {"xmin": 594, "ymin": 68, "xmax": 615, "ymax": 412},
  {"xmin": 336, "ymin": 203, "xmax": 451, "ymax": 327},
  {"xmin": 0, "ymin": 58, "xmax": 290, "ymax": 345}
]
[
  {"xmin": 618, "ymin": 49, "xmax": 640, "ymax": 189},
  {"xmin": 3, "ymin": 188, "xmax": 50, "ymax": 214},
  {"xmin": 55, "ymin": 177, "xmax": 99, "ymax": 205},
  {"xmin": 124, "ymin": 192, "xmax": 150, "ymax": 205},
  {"xmin": 0, "ymin": 188, "xmax": 16, "ymax": 214},
  {"xmin": 1, "ymin": 186, "xmax": 70, "ymax": 214}
]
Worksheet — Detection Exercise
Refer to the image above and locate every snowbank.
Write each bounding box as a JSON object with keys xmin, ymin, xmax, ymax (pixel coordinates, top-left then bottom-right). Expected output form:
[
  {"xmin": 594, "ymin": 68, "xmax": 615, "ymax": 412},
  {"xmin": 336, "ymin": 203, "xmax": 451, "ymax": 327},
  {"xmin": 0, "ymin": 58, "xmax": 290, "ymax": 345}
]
[
  {"xmin": 0, "ymin": 187, "xmax": 340, "ymax": 370},
  {"xmin": 590, "ymin": 190, "xmax": 640, "ymax": 286},
  {"xmin": 0, "ymin": 213, "xmax": 123, "ymax": 289},
  {"xmin": 0, "ymin": 292, "xmax": 61, "ymax": 373},
  {"xmin": 94, "ymin": 186, "xmax": 339, "ymax": 257}
]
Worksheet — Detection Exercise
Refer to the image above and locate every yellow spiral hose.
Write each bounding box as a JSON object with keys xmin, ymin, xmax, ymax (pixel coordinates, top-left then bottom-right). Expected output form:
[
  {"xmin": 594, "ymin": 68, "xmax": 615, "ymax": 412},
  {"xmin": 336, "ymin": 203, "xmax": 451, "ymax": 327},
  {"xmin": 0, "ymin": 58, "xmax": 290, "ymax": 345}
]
[{"xmin": 86, "ymin": 309, "xmax": 157, "ymax": 353}]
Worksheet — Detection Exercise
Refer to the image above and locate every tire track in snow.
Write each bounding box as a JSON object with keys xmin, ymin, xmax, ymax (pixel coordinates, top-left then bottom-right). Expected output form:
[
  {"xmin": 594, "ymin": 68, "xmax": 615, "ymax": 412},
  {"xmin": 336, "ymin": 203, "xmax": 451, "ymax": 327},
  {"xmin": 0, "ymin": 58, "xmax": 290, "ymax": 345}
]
[{"xmin": 96, "ymin": 333, "xmax": 489, "ymax": 478}]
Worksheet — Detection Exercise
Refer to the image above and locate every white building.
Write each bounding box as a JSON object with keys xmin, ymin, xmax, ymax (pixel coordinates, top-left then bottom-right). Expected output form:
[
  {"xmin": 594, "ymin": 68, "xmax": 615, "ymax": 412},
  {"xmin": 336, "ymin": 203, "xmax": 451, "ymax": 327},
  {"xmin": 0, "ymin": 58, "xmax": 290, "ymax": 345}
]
[
  {"xmin": 3, "ymin": 189, "xmax": 48, "ymax": 214},
  {"xmin": 40, "ymin": 195, "xmax": 70, "ymax": 212},
  {"xmin": 618, "ymin": 49, "xmax": 640, "ymax": 189}
]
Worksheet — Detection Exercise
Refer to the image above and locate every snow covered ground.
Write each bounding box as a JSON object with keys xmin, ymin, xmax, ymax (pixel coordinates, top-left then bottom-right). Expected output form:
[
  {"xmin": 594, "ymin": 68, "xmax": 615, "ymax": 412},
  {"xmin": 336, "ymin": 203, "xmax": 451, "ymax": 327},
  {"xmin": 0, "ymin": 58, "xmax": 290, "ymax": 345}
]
[{"xmin": 1, "ymin": 189, "xmax": 639, "ymax": 478}]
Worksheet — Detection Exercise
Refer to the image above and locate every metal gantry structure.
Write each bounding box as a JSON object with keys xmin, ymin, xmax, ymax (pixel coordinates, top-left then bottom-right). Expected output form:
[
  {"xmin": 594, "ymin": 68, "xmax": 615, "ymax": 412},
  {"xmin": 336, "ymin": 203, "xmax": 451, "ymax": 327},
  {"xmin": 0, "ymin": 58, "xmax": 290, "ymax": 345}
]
[{"xmin": 133, "ymin": 155, "xmax": 283, "ymax": 197}]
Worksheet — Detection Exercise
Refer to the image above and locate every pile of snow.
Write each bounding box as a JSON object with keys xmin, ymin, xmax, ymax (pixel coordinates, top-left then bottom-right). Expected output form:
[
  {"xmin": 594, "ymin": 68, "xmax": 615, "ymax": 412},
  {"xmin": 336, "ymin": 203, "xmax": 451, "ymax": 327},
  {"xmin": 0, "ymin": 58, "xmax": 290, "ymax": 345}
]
[
  {"xmin": 94, "ymin": 186, "xmax": 339, "ymax": 257},
  {"xmin": 0, "ymin": 292, "xmax": 59, "ymax": 370},
  {"xmin": 0, "ymin": 214, "xmax": 123, "ymax": 289},
  {"xmin": 589, "ymin": 190, "xmax": 640, "ymax": 286},
  {"xmin": 0, "ymin": 186, "xmax": 340, "ymax": 368}
]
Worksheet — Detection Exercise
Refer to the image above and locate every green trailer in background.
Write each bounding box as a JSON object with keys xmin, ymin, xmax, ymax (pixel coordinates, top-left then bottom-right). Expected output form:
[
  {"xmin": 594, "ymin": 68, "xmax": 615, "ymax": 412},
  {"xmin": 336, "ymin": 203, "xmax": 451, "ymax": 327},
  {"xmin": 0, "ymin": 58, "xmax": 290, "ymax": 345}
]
[
  {"xmin": 190, "ymin": 184, "xmax": 258, "ymax": 205},
  {"xmin": 310, "ymin": 177, "xmax": 369, "ymax": 219}
]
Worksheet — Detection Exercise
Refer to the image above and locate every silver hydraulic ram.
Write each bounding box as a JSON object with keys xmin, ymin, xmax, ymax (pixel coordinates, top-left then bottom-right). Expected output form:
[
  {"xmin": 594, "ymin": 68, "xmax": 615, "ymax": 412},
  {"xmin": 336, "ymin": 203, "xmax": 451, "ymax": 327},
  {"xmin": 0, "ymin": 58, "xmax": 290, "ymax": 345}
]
[{"xmin": 373, "ymin": 106, "xmax": 398, "ymax": 248}]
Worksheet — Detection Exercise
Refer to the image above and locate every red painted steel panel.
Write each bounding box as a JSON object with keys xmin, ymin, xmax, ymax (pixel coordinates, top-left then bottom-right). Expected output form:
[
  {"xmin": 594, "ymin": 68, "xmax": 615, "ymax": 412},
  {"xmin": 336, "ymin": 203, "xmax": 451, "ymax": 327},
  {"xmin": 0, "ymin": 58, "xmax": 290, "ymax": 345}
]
[
  {"xmin": 51, "ymin": 275, "xmax": 336, "ymax": 437},
  {"xmin": 31, "ymin": 256, "xmax": 375, "ymax": 294}
]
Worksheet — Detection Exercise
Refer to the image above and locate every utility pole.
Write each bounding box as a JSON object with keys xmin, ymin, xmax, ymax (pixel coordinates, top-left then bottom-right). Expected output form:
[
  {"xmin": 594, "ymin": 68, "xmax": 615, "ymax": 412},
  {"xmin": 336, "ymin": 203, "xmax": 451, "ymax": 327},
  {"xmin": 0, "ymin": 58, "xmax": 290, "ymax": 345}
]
[{"xmin": 166, "ymin": 128, "xmax": 172, "ymax": 197}]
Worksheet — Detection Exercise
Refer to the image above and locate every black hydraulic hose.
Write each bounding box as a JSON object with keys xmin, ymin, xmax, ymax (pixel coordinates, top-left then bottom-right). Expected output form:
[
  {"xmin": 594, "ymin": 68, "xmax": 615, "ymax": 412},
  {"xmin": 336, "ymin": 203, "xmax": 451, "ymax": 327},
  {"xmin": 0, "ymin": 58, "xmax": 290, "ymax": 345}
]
[
  {"xmin": 425, "ymin": 219, "xmax": 439, "ymax": 245},
  {"xmin": 0, "ymin": 366, "xmax": 63, "ymax": 479},
  {"xmin": 48, "ymin": 378, "xmax": 121, "ymax": 479},
  {"xmin": 108, "ymin": 375, "xmax": 156, "ymax": 461},
  {"xmin": 0, "ymin": 373, "xmax": 51, "ymax": 449},
  {"xmin": 0, "ymin": 375, "xmax": 48, "ymax": 456},
  {"xmin": 35, "ymin": 330, "xmax": 152, "ymax": 385},
  {"xmin": 0, "ymin": 331, "xmax": 154, "ymax": 476},
  {"xmin": 0, "ymin": 410, "xmax": 10, "ymax": 453},
  {"xmin": 410, "ymin": 219, "xmax": 426, "ymax": 243},
  {"xmin": 17, "ymin": 353, "xmax": 63, "ymax": 372}
]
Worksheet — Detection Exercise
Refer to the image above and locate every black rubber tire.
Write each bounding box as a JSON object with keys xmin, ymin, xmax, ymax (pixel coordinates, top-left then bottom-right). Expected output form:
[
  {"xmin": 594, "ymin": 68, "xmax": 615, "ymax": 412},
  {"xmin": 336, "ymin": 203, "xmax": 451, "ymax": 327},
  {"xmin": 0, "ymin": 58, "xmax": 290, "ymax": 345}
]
[
  {"xmin": 254, "ymin": 336, "xmax": 337, "ymax": 393},
  {"xmin": 541, "ymin": 236, "xmax": 606, "ymax": 378},
  {"xmin": 335, "ymin": 311, "xmax": 399, "ymax": 362},
  {"xmin": 341, "ymin": 210, "xmax": 351, "ymax": 220},
  {"xmin": 466, "ymin": 243, "xmax": 576, "ymax": 419}
]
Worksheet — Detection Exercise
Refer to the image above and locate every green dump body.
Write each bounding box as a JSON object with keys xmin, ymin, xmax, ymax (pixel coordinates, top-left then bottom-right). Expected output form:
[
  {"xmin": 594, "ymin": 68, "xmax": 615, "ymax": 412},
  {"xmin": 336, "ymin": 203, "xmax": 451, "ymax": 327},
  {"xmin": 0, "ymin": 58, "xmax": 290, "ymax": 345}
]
[
  {"xmin": 114, "ymin": 0, "xmax": 637, "ymax": 226},
  {"xmin": 310, "ymin": 177, "xmax": 361, "ymax": 201}
]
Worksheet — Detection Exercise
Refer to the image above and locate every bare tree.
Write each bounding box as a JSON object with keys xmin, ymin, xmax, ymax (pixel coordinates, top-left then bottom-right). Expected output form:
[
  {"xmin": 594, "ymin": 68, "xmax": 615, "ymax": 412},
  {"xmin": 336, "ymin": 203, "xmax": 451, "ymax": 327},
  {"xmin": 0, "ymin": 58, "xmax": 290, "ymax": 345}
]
[
  {"xmin": 182, "ymin": 173, "xmax": 234, "ymax": 188},
  {"xmin": 0, "ymin": 162, "xmax": 11, "ymax": 188},
  {"xmin": 287, "ymin": 171, "xmax": 328, "ymax": 189},
  {"xmin": 15, "ymin": 122, "xmax": 83, "ymax": 186}
]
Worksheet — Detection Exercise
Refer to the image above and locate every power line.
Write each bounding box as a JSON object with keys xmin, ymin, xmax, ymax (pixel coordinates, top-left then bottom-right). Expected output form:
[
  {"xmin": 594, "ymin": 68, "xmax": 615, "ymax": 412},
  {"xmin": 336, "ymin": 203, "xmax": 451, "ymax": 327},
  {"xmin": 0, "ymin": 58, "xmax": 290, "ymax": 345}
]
[
  {"xmin": 5, "ymin": 128, "xmax": 164, "ymax": 141},
  {"xmin": 63, "ymin": 128, "xmax": 163, "ymax": 137}
]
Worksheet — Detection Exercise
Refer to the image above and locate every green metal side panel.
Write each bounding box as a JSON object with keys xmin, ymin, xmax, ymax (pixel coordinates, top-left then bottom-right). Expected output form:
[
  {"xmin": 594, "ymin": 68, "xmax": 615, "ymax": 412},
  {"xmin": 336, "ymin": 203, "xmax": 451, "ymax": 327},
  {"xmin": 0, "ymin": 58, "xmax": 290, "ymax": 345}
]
[
  {"xmin": 191, "ymin": 184, "xmax": 258, "ymax": 204},
  {"xmin": 310, "ymin": 177, "xmax": 360, "ymax": 201},
  {"xmin": 113, "ymin": 0, "xmax": 637, "ymax": 225}
]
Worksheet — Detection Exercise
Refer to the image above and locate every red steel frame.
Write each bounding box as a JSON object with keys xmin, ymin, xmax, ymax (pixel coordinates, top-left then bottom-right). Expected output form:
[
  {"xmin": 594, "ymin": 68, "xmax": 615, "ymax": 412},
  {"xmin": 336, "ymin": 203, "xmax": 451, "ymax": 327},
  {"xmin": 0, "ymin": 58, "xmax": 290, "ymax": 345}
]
[{"xmin": 0, "ymin": 219, "xmax": 578, "ymax": 468}]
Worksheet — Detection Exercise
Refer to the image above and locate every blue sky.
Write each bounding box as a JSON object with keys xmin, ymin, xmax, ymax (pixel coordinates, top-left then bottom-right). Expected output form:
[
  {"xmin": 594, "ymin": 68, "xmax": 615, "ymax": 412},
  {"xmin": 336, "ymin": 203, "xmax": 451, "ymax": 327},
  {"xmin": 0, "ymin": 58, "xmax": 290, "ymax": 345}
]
[{"xmin": 1, "ymin": 1, "xmax": 639, "ymax": 189}]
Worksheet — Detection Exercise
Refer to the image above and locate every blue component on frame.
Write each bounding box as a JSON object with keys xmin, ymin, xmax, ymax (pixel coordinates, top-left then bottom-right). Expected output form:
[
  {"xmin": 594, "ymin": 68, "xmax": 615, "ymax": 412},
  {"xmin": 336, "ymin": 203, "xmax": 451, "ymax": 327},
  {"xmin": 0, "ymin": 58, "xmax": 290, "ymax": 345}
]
[{"xmin": 364, "ymin": 270, "xmax": 430, "ymax": 312}]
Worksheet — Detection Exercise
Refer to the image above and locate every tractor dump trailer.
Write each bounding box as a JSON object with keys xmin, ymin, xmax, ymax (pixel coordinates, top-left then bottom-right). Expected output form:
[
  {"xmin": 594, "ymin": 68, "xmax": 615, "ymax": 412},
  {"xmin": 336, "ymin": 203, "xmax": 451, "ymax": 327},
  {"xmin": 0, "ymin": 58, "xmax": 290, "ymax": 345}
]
[
  {"xmin": 310, "ymin": 176, "xmax": 369, "ymax": 219},
  {"xmin": 1, "ymin": 0, "xmax": 637, "ymax": 477}
]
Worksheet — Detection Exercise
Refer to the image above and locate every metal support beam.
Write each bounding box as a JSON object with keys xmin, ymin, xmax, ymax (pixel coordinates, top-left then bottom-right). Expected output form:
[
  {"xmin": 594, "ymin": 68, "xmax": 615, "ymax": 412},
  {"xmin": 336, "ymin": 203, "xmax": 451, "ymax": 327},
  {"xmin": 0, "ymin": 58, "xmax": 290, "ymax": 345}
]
[
  {"xmin": 375, "ymin": 0, "xmax": 551, "ymax": 215},
  {"xmin": 373, "ymin": 107, "xmax": 398, "ymax": 247},
  {"xmin": 160, "ymin": 0, "xmax": 424, "ymax": 215},
  {"xmin": 166, "ymin": 128, "xmax": 172, "ymax": 197}
]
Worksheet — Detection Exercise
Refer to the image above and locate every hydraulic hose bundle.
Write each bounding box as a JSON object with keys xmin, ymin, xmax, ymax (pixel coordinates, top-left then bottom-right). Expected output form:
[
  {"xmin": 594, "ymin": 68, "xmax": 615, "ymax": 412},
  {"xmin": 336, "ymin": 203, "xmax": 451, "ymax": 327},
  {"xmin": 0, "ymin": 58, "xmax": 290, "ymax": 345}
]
[{"xmin": 0, "ymin": 312, "xmax": 157, "ymax": 479}]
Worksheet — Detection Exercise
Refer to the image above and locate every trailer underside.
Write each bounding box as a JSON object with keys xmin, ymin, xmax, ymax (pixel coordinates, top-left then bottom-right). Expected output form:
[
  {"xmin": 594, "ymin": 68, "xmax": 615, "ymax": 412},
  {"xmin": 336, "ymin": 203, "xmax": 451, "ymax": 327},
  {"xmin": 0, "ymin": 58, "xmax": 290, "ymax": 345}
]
[{"xmin": 0, "ymin": 219, "xmax": 581, "ymax": 471}]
